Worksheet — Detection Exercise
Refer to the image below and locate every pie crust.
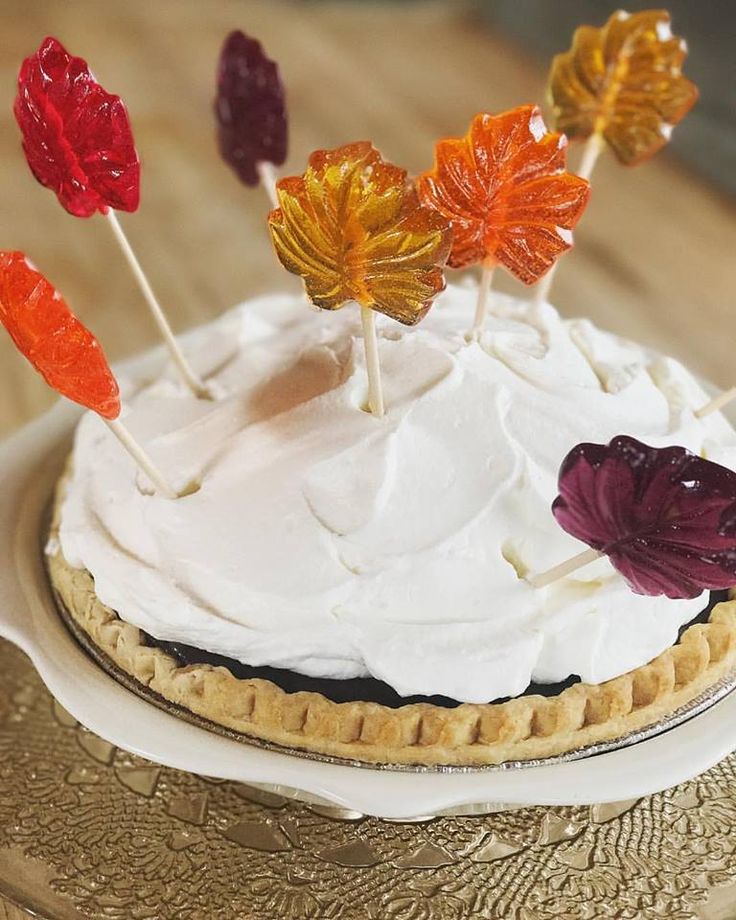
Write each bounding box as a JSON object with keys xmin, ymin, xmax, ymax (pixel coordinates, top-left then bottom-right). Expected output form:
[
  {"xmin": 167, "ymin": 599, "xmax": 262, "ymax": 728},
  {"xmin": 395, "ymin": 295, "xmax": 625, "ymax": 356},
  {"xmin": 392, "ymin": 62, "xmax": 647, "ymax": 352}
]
[{"xmin": 46, "ymin": 477, "xmax": 736, "ymax": 767}]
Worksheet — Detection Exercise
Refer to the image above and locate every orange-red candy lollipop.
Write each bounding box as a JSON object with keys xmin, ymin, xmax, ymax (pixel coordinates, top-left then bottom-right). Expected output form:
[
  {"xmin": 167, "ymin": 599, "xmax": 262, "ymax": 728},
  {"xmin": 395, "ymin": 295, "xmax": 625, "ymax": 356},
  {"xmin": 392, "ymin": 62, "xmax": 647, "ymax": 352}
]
[
  {"xmin": 0, "ymin": 252, "xmax": 177, "ymax": 497},
  {"xmin": 0, "ymin": 251, "xmax": 120, "ymax": 418}
]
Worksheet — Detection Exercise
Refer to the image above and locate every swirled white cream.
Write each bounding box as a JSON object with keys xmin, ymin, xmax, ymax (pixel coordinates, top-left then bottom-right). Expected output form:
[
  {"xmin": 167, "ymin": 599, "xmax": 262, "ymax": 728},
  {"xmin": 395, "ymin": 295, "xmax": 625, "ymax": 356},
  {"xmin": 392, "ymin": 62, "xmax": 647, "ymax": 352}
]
[{"xmin": 56, "ymin": 284, "xmax": 736, "ymax": 703}]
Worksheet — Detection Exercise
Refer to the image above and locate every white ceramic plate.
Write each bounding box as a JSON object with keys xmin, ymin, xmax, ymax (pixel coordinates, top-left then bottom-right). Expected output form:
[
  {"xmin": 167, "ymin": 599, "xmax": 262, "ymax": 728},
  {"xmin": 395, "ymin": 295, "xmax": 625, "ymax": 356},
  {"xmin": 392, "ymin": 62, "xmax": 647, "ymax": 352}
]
[{"xmin": 2, "ymin": 349, "xmax": 736, "ymax": 818}]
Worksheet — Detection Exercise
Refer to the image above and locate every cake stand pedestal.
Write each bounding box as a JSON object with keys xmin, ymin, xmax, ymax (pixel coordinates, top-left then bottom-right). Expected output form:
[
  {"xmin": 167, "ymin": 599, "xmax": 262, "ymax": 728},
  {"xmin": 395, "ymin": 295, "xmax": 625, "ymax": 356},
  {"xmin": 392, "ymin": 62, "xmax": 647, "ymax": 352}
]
[{"xmin": 2, "ymin": 638, "xmax": 736, "ymax": 920}]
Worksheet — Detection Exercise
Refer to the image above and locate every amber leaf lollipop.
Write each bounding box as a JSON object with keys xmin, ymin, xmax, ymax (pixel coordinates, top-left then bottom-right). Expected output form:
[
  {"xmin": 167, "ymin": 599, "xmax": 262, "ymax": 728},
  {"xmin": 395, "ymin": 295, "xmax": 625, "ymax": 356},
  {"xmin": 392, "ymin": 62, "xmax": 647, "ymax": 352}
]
[
  {"xmin": 0, "ymin": 252, "xmax": 177, "ymax": 498},
  {"xmin": 417, "ymin": 106, "xmax": 589, "ymax": 337},
  {"xmin": 549, "ymin": 9, "xmax": 698, "ymax": 173},
  {"xmin": 529, "ymin": 436, "xmax": 736, "ymax": 598},
  {"xmin": 215, "ymin": 30, "xmax": 287, "ymax": 207},
  {"xmin": 535, "ymin": 9, "xmax": 699, "ymax": 305},
  {"xmin": 268, "ymin": 142, "xmax": 452, "ymax": 416},
  {"xmin": 14, "ymin": 36, "xmax": 207, "ymax": 398}
]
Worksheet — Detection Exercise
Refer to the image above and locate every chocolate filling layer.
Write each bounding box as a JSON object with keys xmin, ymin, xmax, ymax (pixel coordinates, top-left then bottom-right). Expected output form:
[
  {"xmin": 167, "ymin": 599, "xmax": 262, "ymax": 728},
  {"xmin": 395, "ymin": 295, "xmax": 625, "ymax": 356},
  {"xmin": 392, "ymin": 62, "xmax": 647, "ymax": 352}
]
[{"xmin": 147, "ymin": 591, "xmax": 727, "ymax": 709}]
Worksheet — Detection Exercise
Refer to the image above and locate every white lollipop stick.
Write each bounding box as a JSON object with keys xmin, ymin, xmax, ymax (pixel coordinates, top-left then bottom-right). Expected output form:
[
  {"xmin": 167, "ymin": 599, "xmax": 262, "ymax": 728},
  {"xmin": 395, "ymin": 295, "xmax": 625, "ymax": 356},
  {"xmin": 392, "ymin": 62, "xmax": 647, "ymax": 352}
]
[
  {"xmin": 256, "ymin": 161, "xmax": 279, "ymax": 209},
  {"xmin": 533, "ymin": 133, "xmax": 604, "ymax": 306},
  {"xmin": 360, "ymin": 306, "xmax": 385, "ymax": 417},
  {"xmin": 695, "ymin": 387, "xmax": 736, "ymax": 419},
  {"xmin": 105, "ymin": 418, "xmax": 179, "ymax": 499},
  {"xmin": 576, "ymin": 132, "xmax": 605, "ymax": 182},
  {"xmin": 528, "ymin": 546, "xmax": 603, "ymax": 589},
  {"xmin": 469, "ymin": 262, "xmax": 495, "ymax": 339},
  {"xmin": 105, "ymin": 211, "xmax": 209, "ymax": 399}
]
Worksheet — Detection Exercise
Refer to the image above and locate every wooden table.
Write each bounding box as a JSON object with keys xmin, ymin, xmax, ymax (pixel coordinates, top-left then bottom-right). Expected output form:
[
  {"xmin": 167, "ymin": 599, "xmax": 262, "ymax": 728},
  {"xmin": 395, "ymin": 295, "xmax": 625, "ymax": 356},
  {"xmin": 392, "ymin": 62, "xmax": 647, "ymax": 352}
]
[
  {"xmin": 0, "ymin": 2, "xmax": 734, "ymax": 917},
  {"xmin": 2, "ymin": 0, "xmax": 735, "ymax": 439}
]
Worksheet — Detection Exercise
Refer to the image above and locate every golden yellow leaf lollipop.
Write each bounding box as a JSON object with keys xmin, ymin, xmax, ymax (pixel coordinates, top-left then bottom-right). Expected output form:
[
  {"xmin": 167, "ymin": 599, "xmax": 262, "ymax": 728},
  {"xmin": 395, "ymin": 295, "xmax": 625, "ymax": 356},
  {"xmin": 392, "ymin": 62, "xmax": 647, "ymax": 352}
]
[
  {"xmin": 549, "ymin": 9, "xmax": 698, "ymax": 170},
  {"xmin": 268, "ymin": 142, "xmax": 452, "ymax": 416}
]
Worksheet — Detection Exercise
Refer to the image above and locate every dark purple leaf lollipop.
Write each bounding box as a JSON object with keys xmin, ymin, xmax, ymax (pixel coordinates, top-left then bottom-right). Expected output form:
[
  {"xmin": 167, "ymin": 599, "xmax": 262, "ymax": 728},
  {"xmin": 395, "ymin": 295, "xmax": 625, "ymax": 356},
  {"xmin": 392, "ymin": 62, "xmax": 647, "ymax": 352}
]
[
  {"xmin": 214, "ymin": 30, "xmax": 287, "ymax": 187},
  {"xmin": 550, "ymin": 435, "xmax": 736, "ymax": 599}
]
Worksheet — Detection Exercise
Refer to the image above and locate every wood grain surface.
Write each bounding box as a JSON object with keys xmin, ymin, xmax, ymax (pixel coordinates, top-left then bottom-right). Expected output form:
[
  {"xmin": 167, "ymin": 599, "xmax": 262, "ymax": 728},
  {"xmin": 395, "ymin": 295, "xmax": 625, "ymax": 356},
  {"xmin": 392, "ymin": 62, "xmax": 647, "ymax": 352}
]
[
  {"xmin": 0, "ymin": 905, "xmax": 27, "ymax": 920},
  {"xmin": 0, "ymin": 2, "xmax": 734, "ymax": 916},
  {"xmin": 1, "ymin": 0, "xmax": 735, "ymax": 438}
]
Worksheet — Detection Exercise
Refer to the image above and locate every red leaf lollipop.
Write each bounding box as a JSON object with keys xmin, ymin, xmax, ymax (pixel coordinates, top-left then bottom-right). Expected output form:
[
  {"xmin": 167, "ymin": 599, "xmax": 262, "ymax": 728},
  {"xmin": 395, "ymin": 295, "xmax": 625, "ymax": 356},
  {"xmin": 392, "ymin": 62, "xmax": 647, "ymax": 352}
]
[
  {"xmin": 0, "ymin": 252, "xmax": 176, "ymax": 497},
  {"xmin": 14, "ymin": 36, "xmax": 207, "ymax": 398},
  {"xmin": 215, "ymin": 30, "xmax": 287, "ymax": 206},
  {"xmin": 530, "ymin": 435, "xmax": 736, "ymax": 599},
  {"xmin": 14, "ymin": 36, "xmax": 139, "ymax": 218}
]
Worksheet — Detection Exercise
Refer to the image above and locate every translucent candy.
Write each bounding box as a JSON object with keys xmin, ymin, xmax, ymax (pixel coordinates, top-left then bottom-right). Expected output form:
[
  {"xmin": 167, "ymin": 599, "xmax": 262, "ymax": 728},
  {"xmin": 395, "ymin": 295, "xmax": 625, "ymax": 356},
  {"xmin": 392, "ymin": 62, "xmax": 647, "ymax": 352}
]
[
  {"xmin": 416, "ymin": 106, "xmax": 590, "ymax": 283},
  {"xmin": 553, "ymin": 436, "xmax": 736, "ymax": 599},
  {"xmin": 0, "ymin": 252, "xmax": 120, "ymax": 418},
  {"xmin": 268, "ymin": 142, "xmax": 452, "ymax": 325},
  {"xmin": 14, "ymin": 36, "xmax": 140, "ymax": 218},
  {"xmin": 548, "ymin": 9, "xmax": 699, "ymax": 166},
  {"xmin": 215, "ymin": 30, "xmax": 288, "ymax": 187}
]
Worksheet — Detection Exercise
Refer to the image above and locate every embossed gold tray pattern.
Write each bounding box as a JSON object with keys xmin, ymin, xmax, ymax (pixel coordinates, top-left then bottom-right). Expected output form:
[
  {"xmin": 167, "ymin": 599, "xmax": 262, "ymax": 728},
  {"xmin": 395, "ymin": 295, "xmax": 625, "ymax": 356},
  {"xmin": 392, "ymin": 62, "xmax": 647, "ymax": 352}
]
[{"xmin": 2, "ymin": 638, "xmax": 736, "ymax": 920}]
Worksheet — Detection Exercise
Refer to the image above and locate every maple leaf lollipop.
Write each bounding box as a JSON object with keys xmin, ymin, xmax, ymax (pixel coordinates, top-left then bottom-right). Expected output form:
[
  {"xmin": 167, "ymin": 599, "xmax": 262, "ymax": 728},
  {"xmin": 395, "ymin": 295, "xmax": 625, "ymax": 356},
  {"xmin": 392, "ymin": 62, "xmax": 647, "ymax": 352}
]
[
  {"xmin": 549, "ymin": 9, "xmax": 698, "ymax": 173},
  {"xmin": 215, "ymin": 30, "xmax": 287, "ymax": 207},
  {"xmin": 0, "ymin": 252, "xmax": 177, "ymax": 498},
  {"xmin": 529, "ymin": 436, "xmax": 736, "ymax": 598},
  {"xmin": 268, "ymin": 142, "xmax": 452, "ymax": 416},
  {"xmin": 14, "ymin": 36, "xmax": 207, "ymax": 398},
  {"xmin": 535, "ymin": 9, "xmax": 699, "ymax": 305},
  {"xmin": 416, "ymin": 105, "xmax": 590, "ymax": 337}
]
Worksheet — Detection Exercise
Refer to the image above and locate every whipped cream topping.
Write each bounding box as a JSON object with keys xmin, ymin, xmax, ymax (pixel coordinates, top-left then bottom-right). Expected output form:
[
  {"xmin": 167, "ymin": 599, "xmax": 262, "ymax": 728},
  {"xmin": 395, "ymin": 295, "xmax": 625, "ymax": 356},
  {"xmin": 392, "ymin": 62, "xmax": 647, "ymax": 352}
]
[{"xmin": 56, "ymin": 284, "xmax": 736, "ymax": 703}]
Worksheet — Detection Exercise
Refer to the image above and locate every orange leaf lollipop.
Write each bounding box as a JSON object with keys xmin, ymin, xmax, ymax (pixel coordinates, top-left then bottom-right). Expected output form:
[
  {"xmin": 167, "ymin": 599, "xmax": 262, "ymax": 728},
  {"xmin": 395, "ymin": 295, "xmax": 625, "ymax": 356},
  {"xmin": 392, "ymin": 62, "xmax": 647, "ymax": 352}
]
[
  {"xmin": 0, "ymin": 252, "xmax": 176, "ymax": 497},
  {"xmin": 417, "ymin": 105, "xmax": 590, "ymax": 334},
  {"xmin": 549, "ymin": 9, "xmax": 699, "ymax": 169},
  {"xmin": 268, "ymin": 142, "xmax": 452, "ymax": 415}
]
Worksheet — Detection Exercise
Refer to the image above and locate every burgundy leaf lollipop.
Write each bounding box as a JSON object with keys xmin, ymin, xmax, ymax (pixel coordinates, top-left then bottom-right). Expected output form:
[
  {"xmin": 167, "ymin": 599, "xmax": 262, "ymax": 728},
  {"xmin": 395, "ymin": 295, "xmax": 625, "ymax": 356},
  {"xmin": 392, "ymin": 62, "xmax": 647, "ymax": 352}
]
[
  {"xmin": 14, "ymin": 36, "xmax": 140, "ymax": 218},
  {"xmin": 0, "ymin": 251, "xmax": 177, "ymax": 497},
  {"xmin": 215, "ymin": 30, "xmax": 287, "ymax": 199},
  {"xmin": 531, "ymin": 435, "xmax": 736, "ymax": 599}
]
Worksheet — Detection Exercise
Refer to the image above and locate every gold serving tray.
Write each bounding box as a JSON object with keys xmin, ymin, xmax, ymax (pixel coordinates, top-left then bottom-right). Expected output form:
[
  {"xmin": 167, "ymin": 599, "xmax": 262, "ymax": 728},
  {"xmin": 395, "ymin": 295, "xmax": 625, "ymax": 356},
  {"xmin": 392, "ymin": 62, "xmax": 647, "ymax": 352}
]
[{"xmin": 2, "ymin": 636, "xmax": 736, "ymax": 920}]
